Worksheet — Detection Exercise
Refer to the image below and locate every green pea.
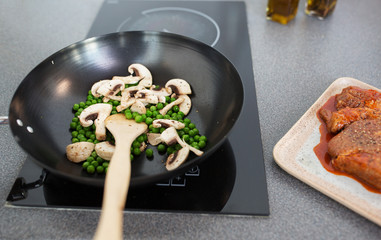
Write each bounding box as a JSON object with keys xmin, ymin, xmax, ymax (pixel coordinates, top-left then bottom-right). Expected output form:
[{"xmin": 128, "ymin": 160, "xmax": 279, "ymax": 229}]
[
  {"xmin": 78, "ymin": 129, "xmax": 85, "ymax": 135},
  {"xmin": 96, "ymin": 156, "xmax": 103, "ymax": 162},
  {"xmin": 87, "ymin": 95, "xmax": 93, "ymax": 101},
  {"xmin": 91, "ymin": 99, "xmax": 97, "ymax": 104},
  {"xmin": 73, "ymin": 104, "xmax": 79, "ymax": 111},
  {"xmin": 91, "ymin": 151, "xmax": 97, "ymax": 158},
  {"xmin": 82, "ymin": 161, "xmax": 90, "ymax": 169},
  {"xmin": 167, "ymin": 146, "xmax": 175, "ymax": 155},
  {"xmin": 167, "ymin": 110, "xmax": 173, "ymax": 116},
  {"xmin": 90, "ymin": 134, "xmax": 96, "ymax": 140},
  {"xmin": 146, "ymin": 148, "xmax": 153, "ymax": 158},
  {"xmin": 137, "ymin": 135, "xmax": 145, "ymax": 143},
  {"xmin": 172, "ymin": 105, "xmax": 179, "ymax": 112},
  {"xmin": 194, "ymin": 135, "xmax": 200, "ymax": 142},
  {"xmin": 165, "ymin": 96, "xmax": 170, "ymax": 103},
  {"xmin": 132, "ymin": 112, "xmax": 139, "ymax": 118},
  {"xmin": 97, "ymin": 157, "xmax": 104, "ymax": 164},
  {"xmin": 91, "ymin": 161, "xmax": 99, "ymax": 167},
  {"xmin": 193, "ymin": 128, "xmax": 199, "ymax": 135},
  {"xmin": 183, "ymin": 127, "xmax": 190, "ymax": 133},
  {"xmin": 175, "ymin": 144, "xmax": 182, "ymax": 151},
  {"xmin": 71, "ymin": 131, "xmax": 79, "ymax": 138},
  {"xmin": 152, "ymin": 111, "xmax": 158, "ymax": 117},
  {"xmin": 178, "ymin": 130, "xmax": 185, "ymax": 138},
  {"xmin": 170, "ymin": 97, "xmax": 176, "ymax": 102},
  {"xmin": 150, "ymin": 106, "xmax": 157, "ymax": 111},
  {"xmin": 146, "ymin": 110, "xmax": 153, "ymax": 117},
  {"xmin": 199, "ymin": 135, "xmax": 207, "ymax": 142},
  {"xmin": 112, "ymin": 100, "xmax": 120, "ymax": 106},
  {"xmin": 87, "ymin": 139, "xmax": 93, "ymax": 143},
  {"xmin": 156, "ymin": 114, "xmax": 163, "ymax": 119},
  {"xmin": 152, "ymin": 127, "xmax": 160, "ymax": 133},
  {"xmin": 132, "ymin": 140, "xmax": 140, "ymax": 148},
  {"xmin": 96, "ymin": 166, "xmax": 104, "ymax": 173},
  {"xmin": 183, "ymin": 135, "xmax": 190, "ymax": 143},
  {"xmin": 191, "ymin": 142, "xmax": 199, "ymax": 148},
  {"xmin": 160, "ymin": 127, "xmax": 166, "ymax": 133},
  {"xmin": 178, "ymin": 111, "xmax": 185, "ymax": 118},
  {"xmin": 125, "ymin": 112, "xmax": 133, "ymax": 119},
  {"xmin": 184, "ymin": 118, "xmax": 191, "ymax": 124},
  {"xmin": 130, "ymin": 154, "xmax": 134, "ymax": 161},
  {"xmin": 157, "ymin": 144, "xmax": 166, "ymax": 153},
  {"xmin": 198, "ymin": 140, "xmax": 206, "ymax": 149},
  {"xmin": 72, "ymin": 117, "xmax": 79, "ymax": 122},
  {"xmin": 102, "ymin": 162, "xmax": 109, "ymax": 168},
  {"xmin": 133, "ymin": 148, "xmax": 141, "ymax": 156},
  {"xmin": 157, "ymin": 103, "xmax": 164, "ymax": 110},
  {"xmin": 72, "ymin": 138, "xmax": 79, "ymax": 143},
  {"xmin": 85, "ymin": 131, "xmax": 92, "ymax": 138},
  {"xmin": 87, "ymin": 165, "xmax": 95, "ymax": 174},
  {"xmin": 145, "ymin": 117, "xmax": 153, "ymax": 125},
  {"xmin": 135, "ymin": 115, "xmax": 143, "ymax": 123},
  {"xmin": 189, "ymin": 123, "xmax": 196, "ymax": 129},
  {"xmin": 111, "ymin": 110, "xmax": 117, "ymax": 115},
  {"xmin": 70, "ymin": 122, "xmax": 77, "ymax": 130},
  {"xmin": 164, "ymin": 114, "xmax": 171, "ymax": 119}
]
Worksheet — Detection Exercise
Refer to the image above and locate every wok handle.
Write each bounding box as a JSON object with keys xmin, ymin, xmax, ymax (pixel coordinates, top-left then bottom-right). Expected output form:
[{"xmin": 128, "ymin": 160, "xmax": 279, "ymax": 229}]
[{"xmin": 0, "ymin": 116, "xmax": 8, "ymax": 125}]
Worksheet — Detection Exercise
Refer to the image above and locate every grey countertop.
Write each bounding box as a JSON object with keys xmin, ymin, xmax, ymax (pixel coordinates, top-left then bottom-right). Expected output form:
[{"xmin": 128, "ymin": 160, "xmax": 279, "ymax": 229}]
[{"xmin": 1, "ymin": 0, "xmax": 381, "ymax": 239}]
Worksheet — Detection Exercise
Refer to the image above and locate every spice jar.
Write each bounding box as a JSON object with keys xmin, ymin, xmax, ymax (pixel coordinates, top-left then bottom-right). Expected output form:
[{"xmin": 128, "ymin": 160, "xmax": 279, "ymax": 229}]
[
  {"xmin": 266, "ymin": 0, "xmax": 300, "ymax": 24},
  {"xmin": 305, "ymin": 0, "xmax": 337, "ymax": 19}
]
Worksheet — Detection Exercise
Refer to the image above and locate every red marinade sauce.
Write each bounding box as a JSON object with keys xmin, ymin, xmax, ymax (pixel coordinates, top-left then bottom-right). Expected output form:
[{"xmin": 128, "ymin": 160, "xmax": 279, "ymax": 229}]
[{"xmin": 314, "ymin": 94, "xmax": 381, "ymax": 193}]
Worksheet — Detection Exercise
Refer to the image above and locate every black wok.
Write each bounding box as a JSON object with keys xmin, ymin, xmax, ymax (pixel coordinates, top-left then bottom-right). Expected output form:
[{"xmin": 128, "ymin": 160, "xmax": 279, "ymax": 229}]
[{"xmin": 9, "ymin": 31, "xmax": 244, "ymax": 187}]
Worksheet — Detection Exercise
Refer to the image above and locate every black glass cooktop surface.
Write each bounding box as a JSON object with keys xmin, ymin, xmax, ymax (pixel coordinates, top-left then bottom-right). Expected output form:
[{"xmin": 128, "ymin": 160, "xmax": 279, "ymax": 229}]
[{"xmin": 6, "ymin": 0, "xmax": 269, "ymax": 216}]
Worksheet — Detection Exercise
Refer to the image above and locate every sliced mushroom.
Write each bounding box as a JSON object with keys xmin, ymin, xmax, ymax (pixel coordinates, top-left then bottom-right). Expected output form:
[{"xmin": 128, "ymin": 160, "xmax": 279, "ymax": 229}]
[
  {"xmin": 160, "ymin": 127, "xmax": 204, "ymax": 157},
  {"xmin": 139, "ymin": 142, "xmax": 147, "ymax": 152},
  {"xmin": 91, "ymin": 80, "xmax": 110, "ymax": 98},
  {"xmin": 147, "ymin": 133, "xmax": 162, "ymax": 146},
  {"xmin": 178, "ymin": 137, "xmax": 204, "ymax": 157},
  {"xmin": 96, "ymin": 79, "xmax": 125, "ymax": 102},
  {"xmin": 78, "ymin": 103, "xmax": 112, "ymax": 140},
  {"xmin": 66, "ymin": 142, "xmax": 95, "ymax": 163},
  {"xmin": 95, "ymin": 141, "xmax": 115, "ymax": 161},
  {"xmin": 152, "ymin": 119, "xmax": 185, "ymax": 129},
  {"xmin": 128, "ymin": 63, "xmax": 152, "ymax": 88},
  {"xmin": 130, "ymin": 100, "xmax": 146, "ymax": 114},
  {"xmin": 165, "ymin": 79, "xmax": 192, "ymax": 95},
  {"xmin": 112, "ymin": 75, "xmax": 142, "ymax": 85},
  {"xmin": 135, "ymin": 89, "xmax": 159, "ymax": 105},
  {"xmin": 116, "ymin": 97, "xmax": 135, "ymax": 112},
  {"xmin": 160, "ymin": 127, "xmax": 179, "ymax": 146},
  {"xmin": 178, "ymin": 95, "xmax": 192, "ymax": 115},
  {"xmin": 149, "ymin": 85, "xmax": 172, "ymax": 103},
  {"xmin": 159, "ymin": 97, "xmax": 184, "ymax": 115},
  {"xmin": 166, "ymin": 146, "xmax": 190, "ymax": 171}
]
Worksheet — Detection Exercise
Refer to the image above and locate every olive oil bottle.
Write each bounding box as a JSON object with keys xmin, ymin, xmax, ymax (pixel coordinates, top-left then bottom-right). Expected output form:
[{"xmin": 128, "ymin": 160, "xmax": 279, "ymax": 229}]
[
  {"xmin": 266, "ymin": 0, "xmax": 300, "ymax": 24},
  {"xmin": 305, "ymin": 0, "xmax": 337, "ymax": 19}
]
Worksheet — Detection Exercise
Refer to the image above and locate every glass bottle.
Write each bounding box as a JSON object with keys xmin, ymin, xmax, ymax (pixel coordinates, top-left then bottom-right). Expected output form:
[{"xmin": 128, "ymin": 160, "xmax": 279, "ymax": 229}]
[
  {"xmin": 266, "ymin": 0, "xmax": 300, "ymax": 25},
  {"xmin": 305, "ymin": 0, "xmax": 337, "ymax": 19}
]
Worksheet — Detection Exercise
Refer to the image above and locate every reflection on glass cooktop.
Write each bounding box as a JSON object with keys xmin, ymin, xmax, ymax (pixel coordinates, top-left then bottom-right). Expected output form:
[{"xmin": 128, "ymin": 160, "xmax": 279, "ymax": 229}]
[{"xmin": 7, "ymin": 1, "xmax": 269, "ymax": 216}]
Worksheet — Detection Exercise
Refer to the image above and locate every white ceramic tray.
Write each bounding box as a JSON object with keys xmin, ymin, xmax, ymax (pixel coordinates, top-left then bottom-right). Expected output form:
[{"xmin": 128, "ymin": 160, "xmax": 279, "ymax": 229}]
[{"xmin": 273, "ymin": 77, "xmax": 381, "ymax": 226}]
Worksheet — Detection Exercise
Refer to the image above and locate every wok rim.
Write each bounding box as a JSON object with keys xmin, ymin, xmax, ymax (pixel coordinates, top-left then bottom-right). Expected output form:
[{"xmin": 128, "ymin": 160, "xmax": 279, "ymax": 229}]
[{"xmin": 9, "ymin": 30, "xmax": 244, "ymax": 187}]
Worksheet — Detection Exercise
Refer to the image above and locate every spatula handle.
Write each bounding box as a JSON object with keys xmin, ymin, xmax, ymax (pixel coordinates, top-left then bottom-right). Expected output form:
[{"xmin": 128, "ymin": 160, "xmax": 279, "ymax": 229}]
[{"xmin": 93, "ymin": 144, "xmax": 131, "ymax": 240}]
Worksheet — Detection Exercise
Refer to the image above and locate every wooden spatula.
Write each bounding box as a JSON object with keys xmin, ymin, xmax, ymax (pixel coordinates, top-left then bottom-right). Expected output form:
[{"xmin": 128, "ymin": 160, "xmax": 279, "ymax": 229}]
[{"xmin": 93, "ymin": 114, "xmax": 147, "ymax": 240}]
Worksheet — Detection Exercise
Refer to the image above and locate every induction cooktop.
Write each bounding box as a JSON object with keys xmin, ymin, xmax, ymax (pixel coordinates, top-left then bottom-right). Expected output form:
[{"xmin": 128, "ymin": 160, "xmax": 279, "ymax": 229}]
[{"xmin": 6, "ymin": 0, "xmax": 269, "ymax": 216}]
